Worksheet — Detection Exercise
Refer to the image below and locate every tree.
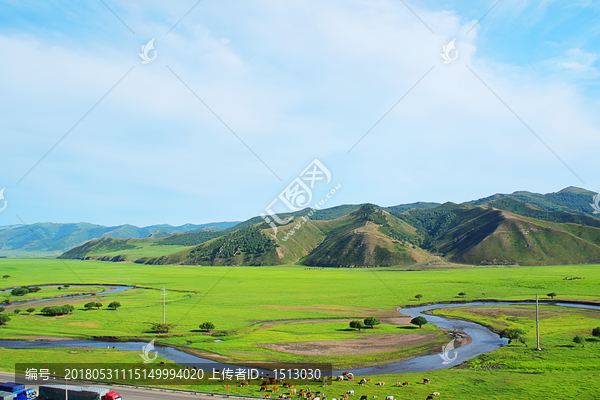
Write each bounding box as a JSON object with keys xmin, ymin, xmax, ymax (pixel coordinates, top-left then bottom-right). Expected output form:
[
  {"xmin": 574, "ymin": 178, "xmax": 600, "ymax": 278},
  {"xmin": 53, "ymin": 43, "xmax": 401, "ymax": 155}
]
[
  {"xmin": 63, "ymin": 284, "xmax": 70, "ymax": 288},
  {"xmin": 29, "ymin": 286, "xmax": 42, "ymax": 293},
  {"xmin": 107, "ymin": 301, "xmax": 122, "ymax": 310},
  {"xmin": 0, "ymin": 314, "xmax": 10, "ymax": 326},
  {"xmin": 573, "ymin": 335, "xmax": 585, "ymax": 348},
  {"xmin": 11, "ymin": 287, "xmax": 29, "ymax": 296},
  {"xmin": 363, "ymin": 317, "xmax": 380, "ymax": 328},
  {"xmin": 2, "ymin": 275, "xmax": 10, "ymax": 279},
  {"xmin": 458, "ymin": 292, "xmax": 467, "ymax": 298},
  {"xmin": 151, "ymin": 323, "xmax": 170, "ymax": 333},
  {"xmin": 0, "ymin": 307, "xmax": 4, "ymax": 313},
  {"xmin": 500, "ymin": 328, "xmax": 525, "ymax": 339},
  {"xmin": 58, "ymin": 287, "xmax": 62, "ymax": 290},
  {"xmin": 41, "ymin": 305, "xmax": 72, "ymax": 316},
  {"xmin": 592, "ymin": 327, "xmax": 600, "ymax": 338},
  {"xmin": 411, "ymin": 316, "xmax": 428, "ymax": 328},
  {"xmin": 349, "ymin": 320, "xmax": 365, "ymax": 332},
  {"xmin": 415, "ymin": 294, "xmax": 423, "ymax": 300},
  {"xmin": 547, "ymin": 292, "xmax": 557, "ymax": 299},
  {"xmin": 94, "ymin": 302, "xmax": 103, "ymax": 309},
  {"xmin": 199, "ymin": 322, "xmax": 215, "ymax": 332},
  {"xmin": 26, "ymin": 307, "xmax": 35, "ymax": 314},
  {"xmin": 84, "ymin": 302, "xmax": 96, "ymax": 310},
  {"xmin": 13, "ymin": 309, "xmax": 21, "ymax": 315}
]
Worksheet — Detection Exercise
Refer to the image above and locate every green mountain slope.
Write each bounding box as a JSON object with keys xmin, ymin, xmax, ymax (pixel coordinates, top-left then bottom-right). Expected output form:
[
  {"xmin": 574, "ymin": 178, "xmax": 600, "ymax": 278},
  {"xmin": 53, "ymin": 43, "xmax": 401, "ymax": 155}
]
[
  {"xmin": 400, "ymin": 203, "xmax": 600, "ymax": 265},
  {"xmin": 467, "ymin": 186, "xmax": 597, "ymax": 215},
  {"xmin": 301, "ymin": 204, "xmax": 426, "ymax": 267},
  {"xmin": 57, "ymin": 187, "xmax": 600, "ymax": 267},
  {"xmin": 139, "ymin": 205, "xmax": 428, "ymax": 267}
]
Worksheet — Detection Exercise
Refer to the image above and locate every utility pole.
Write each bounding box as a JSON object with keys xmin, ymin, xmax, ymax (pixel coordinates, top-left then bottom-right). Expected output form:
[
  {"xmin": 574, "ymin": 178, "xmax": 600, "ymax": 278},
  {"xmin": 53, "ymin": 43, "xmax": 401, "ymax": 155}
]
[
  {"xmin": 161, "ymin": 286, "xmax": 167, "ymax": 325},
  {"xmin": 535, "ymin": 294, "xmax": 541, "ymax": 351}
]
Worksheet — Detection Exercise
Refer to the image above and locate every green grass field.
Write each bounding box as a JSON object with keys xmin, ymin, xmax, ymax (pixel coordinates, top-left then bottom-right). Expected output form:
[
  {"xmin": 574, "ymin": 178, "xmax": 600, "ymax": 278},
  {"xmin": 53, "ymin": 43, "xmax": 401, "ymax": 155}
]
[
  {"xmin": 78, "ymin": 239, "xmax": 193, "ymax": 260},
  {"xmin": 0, "ymin": 259, "xmax": 599, "ymax": 399},
  {"xmin": 432, "ymin": 305, "xmax": 600, "ymax": 372}
]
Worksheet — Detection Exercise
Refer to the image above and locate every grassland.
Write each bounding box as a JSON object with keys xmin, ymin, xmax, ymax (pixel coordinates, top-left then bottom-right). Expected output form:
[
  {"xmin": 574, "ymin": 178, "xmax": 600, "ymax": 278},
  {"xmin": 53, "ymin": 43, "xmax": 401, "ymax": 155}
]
[
  {"xmin": 59, "ymin": 238, "xmax": 193, "ymax": 261},
  {"xmin": 431, "ymin": 305, "xmax": 600, "ymax": 372},
  {"xmin": 0, "ymin": 259, "xmax": 599, "ymax": 398}
]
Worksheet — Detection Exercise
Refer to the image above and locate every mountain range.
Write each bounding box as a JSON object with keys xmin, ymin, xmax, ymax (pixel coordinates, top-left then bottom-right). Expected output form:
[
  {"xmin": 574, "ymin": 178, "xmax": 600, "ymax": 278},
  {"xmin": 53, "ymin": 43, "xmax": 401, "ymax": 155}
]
[
  {"xmin": 53, "ymin": 186, "xmax": 600, "ymax": 267},
  {"xmin": 0, "ymin": 221, "xmax": 239, "ymax": 256}
]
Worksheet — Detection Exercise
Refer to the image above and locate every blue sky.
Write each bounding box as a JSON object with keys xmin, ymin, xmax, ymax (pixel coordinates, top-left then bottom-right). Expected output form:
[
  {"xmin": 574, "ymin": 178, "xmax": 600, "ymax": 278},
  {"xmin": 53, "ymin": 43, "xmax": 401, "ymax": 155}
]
[{"xmin": 1, "ymin": 0, "xmax": 599, "ymax": 227}]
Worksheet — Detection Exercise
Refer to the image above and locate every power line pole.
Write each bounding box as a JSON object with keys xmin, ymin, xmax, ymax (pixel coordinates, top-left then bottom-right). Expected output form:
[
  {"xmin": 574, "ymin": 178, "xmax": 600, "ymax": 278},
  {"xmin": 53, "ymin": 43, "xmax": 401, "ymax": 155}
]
[
  {"xmin": 535, "ymin": 294, "xmax": 541, "ymax": 351},
  {"xmin": 161, "ymin": 286, "xmax": 167, "ymax": 325}
]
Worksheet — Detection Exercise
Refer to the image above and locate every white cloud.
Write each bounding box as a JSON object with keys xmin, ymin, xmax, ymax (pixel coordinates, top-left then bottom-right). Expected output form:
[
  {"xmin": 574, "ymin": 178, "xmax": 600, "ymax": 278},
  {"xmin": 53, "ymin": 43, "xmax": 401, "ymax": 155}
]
[{"xmin": 547, "ymin": 48, "xmax": 599, "ymax": 72}]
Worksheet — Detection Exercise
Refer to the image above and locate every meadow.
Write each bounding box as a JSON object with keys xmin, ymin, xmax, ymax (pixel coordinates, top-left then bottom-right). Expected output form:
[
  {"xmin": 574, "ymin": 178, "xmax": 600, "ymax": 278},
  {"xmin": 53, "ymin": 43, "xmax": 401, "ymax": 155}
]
[{"xmin": 0, "ymin": 259, "xmax": 598, "ymax": 399}]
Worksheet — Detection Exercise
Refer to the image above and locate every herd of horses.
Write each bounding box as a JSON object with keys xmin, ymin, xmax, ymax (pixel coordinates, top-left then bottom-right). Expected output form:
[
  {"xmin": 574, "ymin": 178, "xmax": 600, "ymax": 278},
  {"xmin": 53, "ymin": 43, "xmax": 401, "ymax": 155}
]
[{"xmin": 249, "ymin": 374, "xmax": 440, "ymax": 400}]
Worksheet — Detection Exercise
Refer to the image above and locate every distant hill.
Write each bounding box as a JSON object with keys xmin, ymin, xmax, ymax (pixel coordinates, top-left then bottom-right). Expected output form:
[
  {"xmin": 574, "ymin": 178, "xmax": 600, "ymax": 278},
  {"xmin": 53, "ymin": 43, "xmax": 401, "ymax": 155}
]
[
  {"xmin": 398, "ymin": 202, "xmax": 600, "ymax": 265},
  {"xmin": 137, "ymin": 205, "xmax": 427, "ymax": 267},
  {"xmin": 466, "ymin": 186, "xmax": 597, "ymax": 215},
  {"xmin": 0, "ymin": 221, "xmax": 240, "ymax": 255},
  {"xmin": 58, "ymin": 186, "xmax": 600, "ymax": 267}
]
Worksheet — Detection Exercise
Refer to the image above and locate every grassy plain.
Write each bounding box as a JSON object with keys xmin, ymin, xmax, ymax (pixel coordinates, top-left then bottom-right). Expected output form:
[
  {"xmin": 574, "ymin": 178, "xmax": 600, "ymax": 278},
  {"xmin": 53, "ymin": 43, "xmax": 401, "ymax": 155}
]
[
  {"xmin": 432, "ymin": 305, "xmax": 600, "ymax": 372},
  {"xmin": 0, "ymin": 259, "xmax": 599, "ymax": 398},
  {"xmin": 69, "ymin": 239, "xmax": 193, "ymax": 261}
]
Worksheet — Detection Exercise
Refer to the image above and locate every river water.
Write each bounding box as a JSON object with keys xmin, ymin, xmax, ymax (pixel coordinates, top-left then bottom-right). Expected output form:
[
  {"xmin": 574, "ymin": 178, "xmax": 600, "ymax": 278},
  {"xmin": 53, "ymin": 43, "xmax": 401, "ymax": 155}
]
[{"xmin": 1, "ymin": 285, "xmax": 598, "ymax": 375}]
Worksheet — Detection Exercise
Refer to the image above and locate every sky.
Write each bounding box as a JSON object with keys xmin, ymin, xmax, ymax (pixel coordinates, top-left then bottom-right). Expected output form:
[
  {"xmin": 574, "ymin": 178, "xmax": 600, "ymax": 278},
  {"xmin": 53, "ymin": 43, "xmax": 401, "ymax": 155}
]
[{"xmin": 1, "ymin": 0, "xmax": 599, "ymax": 227}]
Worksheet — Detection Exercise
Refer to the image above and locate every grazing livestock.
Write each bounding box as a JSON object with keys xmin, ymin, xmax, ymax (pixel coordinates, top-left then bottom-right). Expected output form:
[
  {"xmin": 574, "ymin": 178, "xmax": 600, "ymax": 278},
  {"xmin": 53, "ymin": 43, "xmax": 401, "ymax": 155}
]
[
  {"xmin": 432, "ymin": 393, "xmax": 440, "ymax": 396},
  {"xmin": 260, "ymin": 386, "xmax": 269, "ymax": 392},
  {"xmin": 402, "ymin": 382, "xmax": 409, "ymax": 387},
  {"xmin": 290, "ymin": 389, "xmax": 297, "ymax": 395},
  {"xmin": 426, "ymin": 397, "xmax": 434, "ymax": 400},
  {"xmin": 347, "ymin": 391, "xmax": 355, "ymax": 396},
  {"xmin": 273, "ymin": 386, "xmax": 280, "ymax": 392},
  {"xmin": 377, "ymin": 382, "xmax": 385, "ymax": 386},
  {"xmin": 360, "ymin": 396, "xmax": 368, "ymax": 400},
  {"xmin": 265, "ymin": 395, "xmax": 271, "ymax": 398},
  {"xmin": 386, "ymin": 396, "xmax": 394, "ymax": 400},
  {"xmin": 423, "ymin": 378, "xmax": 430, "ymax": 385}
]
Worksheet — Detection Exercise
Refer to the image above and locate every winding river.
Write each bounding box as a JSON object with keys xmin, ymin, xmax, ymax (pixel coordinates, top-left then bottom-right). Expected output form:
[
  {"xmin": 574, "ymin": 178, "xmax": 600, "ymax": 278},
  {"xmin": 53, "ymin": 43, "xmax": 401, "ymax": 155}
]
[{"xmin": 1, "ymin": 285, "xmax": 598, "ymax": 375}]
